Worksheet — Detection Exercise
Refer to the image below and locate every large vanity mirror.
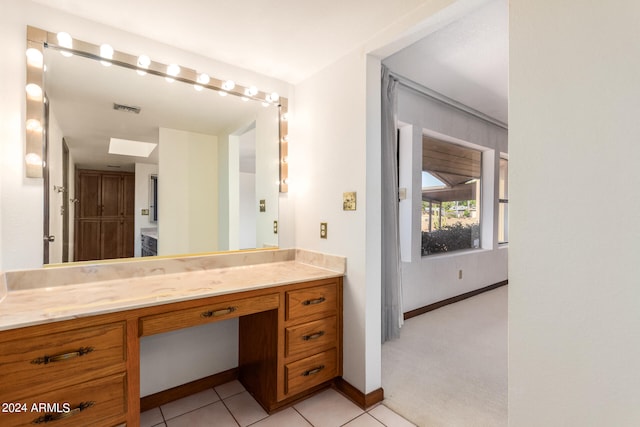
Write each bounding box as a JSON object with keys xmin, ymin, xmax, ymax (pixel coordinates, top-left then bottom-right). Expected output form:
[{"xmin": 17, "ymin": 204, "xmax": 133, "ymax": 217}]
[{"xmin": 26, "ymin": 27, "xmax": 288, "ymax": 265}]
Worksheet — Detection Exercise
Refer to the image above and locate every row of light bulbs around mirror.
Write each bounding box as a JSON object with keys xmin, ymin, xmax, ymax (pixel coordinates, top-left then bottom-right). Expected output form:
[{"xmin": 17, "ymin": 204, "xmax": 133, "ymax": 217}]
[
  {"xmin": 27, "ymin": 32, "xmax": 283, "ymax": 105},
  {"xmin": 25, "ymin": 30, "xmax": 291, "ymax": 177}
]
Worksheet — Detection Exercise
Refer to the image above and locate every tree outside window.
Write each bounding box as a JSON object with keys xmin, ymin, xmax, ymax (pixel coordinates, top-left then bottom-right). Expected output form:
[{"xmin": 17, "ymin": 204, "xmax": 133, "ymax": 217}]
[{"xmin": 421, "ymin": 136, "xmax": 482, "ymax": 256}]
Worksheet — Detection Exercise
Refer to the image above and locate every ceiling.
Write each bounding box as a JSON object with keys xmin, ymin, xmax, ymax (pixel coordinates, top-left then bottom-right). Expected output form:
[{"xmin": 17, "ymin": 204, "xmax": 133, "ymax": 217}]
[
  {"xmin": 32, "ymin": 0, "xmax": 447, "ymax": 84},
  {"xmin": 384, "ymin": 0, "xmax": 508, "ymax": 123},
  {"xmin": 36, "ymin": 0, "xmax": 508, "ymax": 123}
]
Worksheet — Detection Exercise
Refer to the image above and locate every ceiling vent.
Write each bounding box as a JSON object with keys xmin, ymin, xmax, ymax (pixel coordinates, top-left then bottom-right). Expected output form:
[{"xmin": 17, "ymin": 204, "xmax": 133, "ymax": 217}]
[{"xmin": 113, "ymin": 103, "xmax": 141, "ymax": 114}]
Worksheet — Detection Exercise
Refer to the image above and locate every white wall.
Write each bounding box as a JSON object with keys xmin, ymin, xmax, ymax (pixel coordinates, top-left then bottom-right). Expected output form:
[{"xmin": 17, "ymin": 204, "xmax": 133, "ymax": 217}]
[
  {"xmin": 158, "ymin": 128, "xmax": 218, "ymax": 255},
  {"xmin": 140, "ymin": 319, "xmax": 238, "ymax": 396},
  {"xmin": 134, "ymin": 163, "xmax": 158, "ymax": 257},
  {"xmin": 395, "ymin": 87, "xmax": 508, "ymax": 310},
  {"xmin": 510, "ymin": 1, "xmax": 640, "ymax": 425},
  {"xmin": 239, "ymin": 172, "xmax": 256, "ymax": 249},
  {"xmin": 223, "ymin": 106, "xmax": 279, "ymax": 251},
  {"xmin": 0, "ymin": 0, "xmax": 44, "ymax": 270},
  {"xmin": 292, "ymin": 49, "xmax": 378, "ymax": 393}
]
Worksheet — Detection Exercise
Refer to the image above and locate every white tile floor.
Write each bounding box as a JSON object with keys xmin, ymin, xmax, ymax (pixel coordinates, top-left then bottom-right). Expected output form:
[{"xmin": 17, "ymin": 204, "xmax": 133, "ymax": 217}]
[{"xmin": 141, "ymin": 380, "xmax": 416, "ymax": 427}]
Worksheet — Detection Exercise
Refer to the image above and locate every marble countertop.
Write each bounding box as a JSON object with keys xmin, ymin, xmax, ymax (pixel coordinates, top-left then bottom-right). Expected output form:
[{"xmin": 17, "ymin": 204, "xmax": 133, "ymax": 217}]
[
  {"xmin": 141, "ymin": 229, "xmax": 158, "ymax": 239},
  {"xmin": 0, "ymin": 249, "xmax": 345, "ymax": 332}
]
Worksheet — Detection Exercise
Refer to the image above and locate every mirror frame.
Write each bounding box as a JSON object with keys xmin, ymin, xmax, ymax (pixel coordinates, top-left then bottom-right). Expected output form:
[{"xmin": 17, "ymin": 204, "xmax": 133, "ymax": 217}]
[{"xmin": 25, "ymin": 25, "xmax": 289, "ymax": 264}]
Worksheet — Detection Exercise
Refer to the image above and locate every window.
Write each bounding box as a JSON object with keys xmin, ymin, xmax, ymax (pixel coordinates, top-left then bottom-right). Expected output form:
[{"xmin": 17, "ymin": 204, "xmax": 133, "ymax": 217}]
[
  {"xmin": 498, "ymin": 157, "xmax": 508, "ymax": 244},
  {"xmin": 421, "ymin": 135, "xmax": 482, "ymax": 256}
]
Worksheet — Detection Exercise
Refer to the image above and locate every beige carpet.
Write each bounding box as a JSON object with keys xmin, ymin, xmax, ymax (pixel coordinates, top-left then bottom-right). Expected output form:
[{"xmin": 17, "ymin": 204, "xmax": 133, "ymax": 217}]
[{"xmin": 382, "ymin": 286, "xmax": 508, "ymax": 427}]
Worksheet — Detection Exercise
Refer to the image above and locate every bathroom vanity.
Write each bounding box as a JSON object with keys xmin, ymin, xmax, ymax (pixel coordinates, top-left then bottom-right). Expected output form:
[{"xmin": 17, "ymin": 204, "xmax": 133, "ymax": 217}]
[{"xmin": 0, "ymin": 249, "xmax": 344, "ymax": 426}]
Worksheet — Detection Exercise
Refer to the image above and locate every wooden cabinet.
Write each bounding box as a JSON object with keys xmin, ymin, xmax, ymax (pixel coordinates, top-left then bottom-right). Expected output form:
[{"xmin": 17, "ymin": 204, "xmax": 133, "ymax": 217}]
[
  {"xmin": 238, "ymin": 277, "xmax": 343, "ymax": 412},
  {"xmin": 0, "ymin": 275, "xmax": 343, "ymax": 425},
  {"xmin": 139, "ymin": 294, "xmax": 280, "ymax": 336},
  {"xmin": 279, "ymin": 279, "xmax": 341, "ymax": 402},
  {"xmin": 75, "ymin": 170, "xmax": 134, "ymax": 261},
  {"xmin": 0, "ymin": 317, "xmax": 128, "ymax": 427}
]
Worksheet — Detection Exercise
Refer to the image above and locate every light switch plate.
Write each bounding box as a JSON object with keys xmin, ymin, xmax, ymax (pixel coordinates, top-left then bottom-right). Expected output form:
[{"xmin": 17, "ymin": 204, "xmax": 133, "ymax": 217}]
[
  {"xmin": 320, "ymin": 222, "xmax": 328, "ymax": 239},
  {"xmin": 398, "ymin": 188, "xmax": 407, "ymax": 200},
  {"xmin": 259, "ymin": 199, "xmax": 266, "ymax": 212},
  {"xmin": 273, "ymin": 220, "xmax": 278, "ymax": 234},
  {"xmin": 141, "ymin": 209, "xmax": 149, "ymax": 215},
  {"xmin": 343, "ymin": 192, "xmax": 356, "ymax": 210}
]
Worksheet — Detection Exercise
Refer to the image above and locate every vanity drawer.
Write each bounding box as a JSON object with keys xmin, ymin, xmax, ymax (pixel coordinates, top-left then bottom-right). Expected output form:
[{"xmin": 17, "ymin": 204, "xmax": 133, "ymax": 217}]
[
  {"xmin": 140, "ymin": 293, "xmax": 280, "ymax": 336},
  {"xmin": 284, "ymin": 348, "xmax": 337, "ymax": 396},
  {"xmin": 0, "ymin": 372, "xmax": 127, "ymax": 427},
  {"xmin": 285, "ymin": 316, "xmax": 337, "ymax": 358},
  {"xmin": 285, "ymin": 283, "xmax": 337, "ymax": 321},
  {"xmin": 0, "ymin": 322, "xmax": 126, "ymax": 401}
]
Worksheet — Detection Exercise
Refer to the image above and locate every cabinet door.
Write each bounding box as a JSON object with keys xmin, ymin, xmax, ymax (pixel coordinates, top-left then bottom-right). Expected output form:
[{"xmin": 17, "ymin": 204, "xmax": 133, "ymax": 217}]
[
  {"xmin": 123, "ymin": 174, "xmax": 135, "ymax": 217},
  {"xmin": 77, "ymin": 172, "xmax": 101, "ymax": 218},
  {"xmin": 122, "ymin": 219, "xmax": 135, "ymax": 258},
  {"xmin": 75, "ymin": 219, "xmax": 101, "ymax": 261},
  {"xmin": 100, "ymin": 219, "xmax": 122, "ymax": 260},
  {"xmin": 101, "ymin": 175, "xmax": 122, "ymax": 217}
]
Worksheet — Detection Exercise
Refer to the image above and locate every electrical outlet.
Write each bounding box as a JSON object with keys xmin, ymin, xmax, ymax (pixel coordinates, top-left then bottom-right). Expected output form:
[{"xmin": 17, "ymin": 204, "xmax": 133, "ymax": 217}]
[
  {"xmin": 458, "ymin": 270, "xmax": 463, "ymax": 280},
  {"xmin": 343, "ymin": 192, "xmax": 357, "ymax": 210},
  {"xmin": 320, "ymin": 222, "xmax": 328, "ymax": 239},
  {"xmin": 259, "ymin": 199, "xmax": 266, "ymax": 212},
  {"xmin": 273, "ymin": 220, "xmax": 278, "ymax": 234},
  {"xmin": 141, "ymin": 209, "xmax": 149, "ymax": 215}
]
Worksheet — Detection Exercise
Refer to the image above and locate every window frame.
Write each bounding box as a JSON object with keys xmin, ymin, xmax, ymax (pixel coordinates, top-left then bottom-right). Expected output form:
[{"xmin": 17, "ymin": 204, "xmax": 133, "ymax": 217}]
[
  {"xmin": 498, "ymin": 155, "xmax": 508, "ymax": 245},
  {"xmin": 420, "ymin": 135, "xmax": 484, "ymax": 257}
]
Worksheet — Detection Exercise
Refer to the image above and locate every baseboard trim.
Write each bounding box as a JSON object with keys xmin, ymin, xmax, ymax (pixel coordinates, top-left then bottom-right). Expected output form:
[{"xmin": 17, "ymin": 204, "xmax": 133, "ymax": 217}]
[
  {"xmin": 333, "ymin": 377, "xmax": 384, "ymax": 409},
  {"xmin": 404, "ymin": 280, "xmax": 508, "ymax": 321},
  {"xmin": 140, "ymin": 368, "xmax": 238, "ymax": 412}
]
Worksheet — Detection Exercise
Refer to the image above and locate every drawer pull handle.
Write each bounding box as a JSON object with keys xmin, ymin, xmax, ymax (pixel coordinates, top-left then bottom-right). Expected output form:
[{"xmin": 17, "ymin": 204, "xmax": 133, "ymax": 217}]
[
  {"xmin": 30, "ymin": 347, "xmax": 95, "ymax": 365},
  {"xmin": 32, "ymin": 401, "xmax": 95, "ymax": 424},
  {"xmin": 301, "ymin": 365, "xmax": 325, "ymax": 376},
  {"xmin": 302, "ymin": 331, "xmax": 325, "ymax": 341},
  {"xmin": 302, "ymin": 297, "xmax": 326, "ymax": 306},
  {"xmin": 201, "ymin": 306, "xmax": 238, "ymax": 318}
]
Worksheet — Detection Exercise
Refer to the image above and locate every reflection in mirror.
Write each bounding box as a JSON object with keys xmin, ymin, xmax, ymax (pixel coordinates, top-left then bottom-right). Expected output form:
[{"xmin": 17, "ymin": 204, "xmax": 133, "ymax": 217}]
[{"xmin": 38, "ymin": 30, "xmax": 283, "ymax": 265}]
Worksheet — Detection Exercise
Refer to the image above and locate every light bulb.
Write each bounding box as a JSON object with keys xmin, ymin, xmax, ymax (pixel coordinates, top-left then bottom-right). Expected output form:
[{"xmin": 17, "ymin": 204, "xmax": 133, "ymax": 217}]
[
  {"xmin": 270, "ymin": 92, "xmax": 279, "ymax": 102},
  {"xmin": 197, "ymin": 73, "xmax": 210, "ymax": 85},
  {"xmin": 245, "ymin": 86, "xmax": 258, "ymax": 97},
  {"xmin": 194, "ymin": 74, "xmax": 209, "ymax": 91},
  {"xmin": 137, "ymin": 55, "xmax": 150, "ymax": 75},
  {"xmin": 26, "ymin": 119, "xmax": 42, "ymax": 132},
  {"xmin": 222, "ymin": 80, "xmax": 235, "ymax": 91},
  {"xmin": 281, "ymin": 113, "xmax": 289, "ymax": 121},
  {"xmin": 99, "ymin": 44, "xmax": 113, "ymax": 66},
  {"xmin": 166, "ymin": 63, "xmax": 180, "ymax": 82},
  {"xmin": 56, "ymin": 32, "xmax": 73, "ymax": 57},
  {"xmin": 25, "ymin": 153, "xmax": 42, "ymax": 166},
  {"xmin": 25, "ymin": 83, "xmax": 43, "ymax": 100},
  {"xmin": 26, "ymin": 48, "xmax": 43, "ymax": 68}
]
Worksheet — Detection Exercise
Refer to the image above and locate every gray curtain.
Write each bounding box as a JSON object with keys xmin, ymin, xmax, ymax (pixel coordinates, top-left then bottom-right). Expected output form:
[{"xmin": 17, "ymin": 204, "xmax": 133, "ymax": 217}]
[{"xmin": 381, "ymin": 65, "xmax": 403, "ymax": 343}]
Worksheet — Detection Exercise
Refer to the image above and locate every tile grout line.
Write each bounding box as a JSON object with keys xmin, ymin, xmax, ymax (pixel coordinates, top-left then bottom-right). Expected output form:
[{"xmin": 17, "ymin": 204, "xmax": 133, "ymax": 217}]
[
  {"xmin": 366, "ymin": 409, "xmax": 389, "ymax": 427},
  {"xmin": 292, "ymin": 406, "xmax": 315, "ymax": 426},
  {"xmin": 218, "ymin": 395, "xmax": 242, "ymax": 427},
  {"xmin": 157, "ymin": 387, "xmax": 223, "ymax": 424}
]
